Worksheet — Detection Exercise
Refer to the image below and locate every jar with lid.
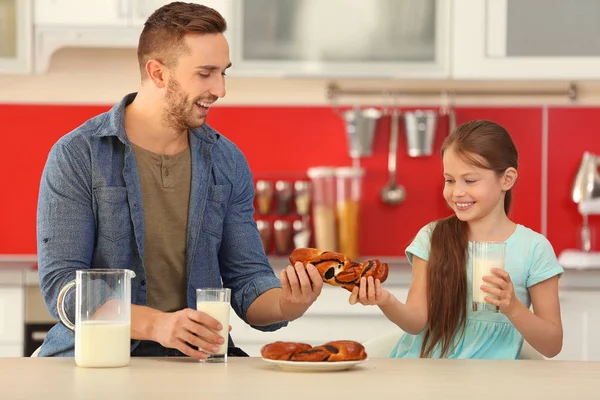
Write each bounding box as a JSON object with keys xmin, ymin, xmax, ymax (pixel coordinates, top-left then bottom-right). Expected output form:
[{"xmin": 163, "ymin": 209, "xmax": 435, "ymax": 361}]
[
  {"xmin": 273, "ymin": 220, "xmax": 293, "ymax": 255},
  {"xmin": 255, "ymin": 180, "xmax": 274, "ymax": 215},
  {"xmin": 335, "ymin": 167, "xmax": 364, "ymax": 259},
  {"xmin": 275, "ymin": 180, "xmax": 293, "ymax": 215},
  {"xmin": 294, "ymin": 180, "xmax": 311, "ymax": 216},
  {"xmin": 307, "ymin": 167, "xmax": 337, "ymax": 252}
]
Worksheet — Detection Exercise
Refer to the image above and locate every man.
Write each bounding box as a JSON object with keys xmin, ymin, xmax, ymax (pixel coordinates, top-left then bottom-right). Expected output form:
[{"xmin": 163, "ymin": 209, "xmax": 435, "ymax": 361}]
[{"xmin": 36, "ymin": 2, "xmax": 323, "ymax": 359}]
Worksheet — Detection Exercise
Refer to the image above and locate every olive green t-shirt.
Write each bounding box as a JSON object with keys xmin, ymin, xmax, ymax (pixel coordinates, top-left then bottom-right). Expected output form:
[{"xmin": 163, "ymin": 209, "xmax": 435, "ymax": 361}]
[{"xmin": 131, "ymin": 143, "xmax": 191, "ymax": 312}]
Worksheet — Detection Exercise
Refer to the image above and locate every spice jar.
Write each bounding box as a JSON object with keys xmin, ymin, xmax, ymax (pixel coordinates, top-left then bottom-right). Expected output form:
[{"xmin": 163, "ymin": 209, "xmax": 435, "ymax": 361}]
[
  {"xmin": 274, "ymin": 220, "xmax": 293, "ymax": 255},
  {"xmin": 256, "ymin": 220, "xmax": 272, "ymax": 254},
  {"xmin": 294, "ymin": 180, "xmax": 311, "ymax": 216},
  {"xmin": 275, "ymin": 180, "xmax": 293, "ymax": 215},
  {"xmin": 255, "ymin": 180, "xmax": 274, "ymax": 215}
]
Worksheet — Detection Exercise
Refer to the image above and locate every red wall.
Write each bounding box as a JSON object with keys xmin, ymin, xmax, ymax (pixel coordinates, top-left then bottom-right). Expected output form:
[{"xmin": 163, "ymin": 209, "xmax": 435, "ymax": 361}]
[{"xmin": 1, "ymin": 104, "xmax": 598, "ymax": 259}]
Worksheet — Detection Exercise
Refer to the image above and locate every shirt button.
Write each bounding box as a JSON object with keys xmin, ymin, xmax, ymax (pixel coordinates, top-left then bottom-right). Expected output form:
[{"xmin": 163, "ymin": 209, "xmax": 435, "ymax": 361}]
[
  {"xmin": 140, "ymin": 280, "xmax": 146, "ymax": 286},
  {"xmin": 164, "ymin": 155, "xmax": 170, "ymax": 160},
  {"xmin": 164, "ymin": 168, "xmax": 170, "ymax": 176}
]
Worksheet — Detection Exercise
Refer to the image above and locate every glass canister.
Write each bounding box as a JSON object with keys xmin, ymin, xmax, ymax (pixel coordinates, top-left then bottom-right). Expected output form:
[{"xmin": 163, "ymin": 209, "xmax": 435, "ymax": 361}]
[
  {"xmin": 307, "ymin": 167, "xmax": 337, "ymax": 252},
  {"xmin": 335, "ymin": 167, "xmax": 365, "ymax": 259}
]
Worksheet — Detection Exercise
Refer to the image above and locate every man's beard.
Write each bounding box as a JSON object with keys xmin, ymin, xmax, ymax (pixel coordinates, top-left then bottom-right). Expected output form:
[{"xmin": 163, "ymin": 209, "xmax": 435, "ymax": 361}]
[{"xmin": 162, "ymin": 78, "xmax": 203, "ymax": 133}]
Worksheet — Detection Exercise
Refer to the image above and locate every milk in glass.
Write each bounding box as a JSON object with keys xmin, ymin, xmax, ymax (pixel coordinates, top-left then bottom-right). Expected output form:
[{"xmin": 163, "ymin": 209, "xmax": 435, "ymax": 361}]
[
  {"xmin": 196, "ymin": 301, "xmax": 230, "ymax": 356},
  {"xmin": 471, "ymin": 241, "xmax": 506, "ymax": 312},
  {"xmin": 472, "ymin": 258, "xmax": 505, "ymax": 303}
]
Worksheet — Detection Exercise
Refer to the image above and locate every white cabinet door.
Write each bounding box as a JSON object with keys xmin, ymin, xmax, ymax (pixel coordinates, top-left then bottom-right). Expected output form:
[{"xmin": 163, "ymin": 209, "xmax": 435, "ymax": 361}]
[
  {"xmin": 0, "ymin": 0, "xmax": 32, "ymax": 73},
  {"xmin": 0, "ymin": 344, "xmax": 22, "ymax": 357},
  {"xmin": 0, "ymin": 287, "xmax": 24, "ymax": 344},
  {"xmin": 34, "ymin": 0, "xmax": 131, "ymax": 26},
  {"xmin": 588, "ymin": 300, "xmax": 600, "ymax": 361},
  {"xmin": 555, "ymin": 290, "xmax": 600, "ymax": 361},
  {"xmin": 554, "ymin": 290, "xmax": 586, "ymax": 361},
  {"xmin": 452, "ymin": 0, "xmax": 600, "ymax": 79},
  {"xmin": 33, "ymin": 0, "xmax": 137, "ymax": 74},
  {"xmin": 230, "ymin": 0, "xmax": 450, "ymax": 78}
]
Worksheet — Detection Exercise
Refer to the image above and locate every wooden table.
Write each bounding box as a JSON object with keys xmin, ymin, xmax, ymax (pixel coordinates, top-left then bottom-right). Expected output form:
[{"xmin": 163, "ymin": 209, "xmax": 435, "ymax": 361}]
[{"xmin": 1, "ymin": 357, "xmax": 599, "ymax": 399}]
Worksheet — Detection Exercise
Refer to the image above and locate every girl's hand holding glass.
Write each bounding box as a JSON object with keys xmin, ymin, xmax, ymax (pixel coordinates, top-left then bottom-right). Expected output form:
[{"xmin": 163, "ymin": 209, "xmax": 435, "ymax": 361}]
[
  {"xmin": 481, "ymin": 268, "xmax": 520, "ymax": 316},
  {"xmin": 349, "ymin": 276, "xmax": 393, "ymax": 306}
]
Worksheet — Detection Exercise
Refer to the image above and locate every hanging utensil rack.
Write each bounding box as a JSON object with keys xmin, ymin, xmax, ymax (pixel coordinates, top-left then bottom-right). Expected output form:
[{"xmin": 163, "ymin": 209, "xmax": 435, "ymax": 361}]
[{"xmin": 326, "ymin": 82, "xmax": 578, "ymax": 101}]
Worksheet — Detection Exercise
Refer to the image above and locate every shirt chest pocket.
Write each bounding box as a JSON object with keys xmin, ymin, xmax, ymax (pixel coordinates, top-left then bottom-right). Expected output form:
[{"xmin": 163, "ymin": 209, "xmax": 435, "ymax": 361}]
[
  {"xmin": 202, "ymin": 184, "xmax": 231, "ymax": 238},
  {"xmin": 94, "ymin": 187, "xmax": 133, "ymax": 242}
]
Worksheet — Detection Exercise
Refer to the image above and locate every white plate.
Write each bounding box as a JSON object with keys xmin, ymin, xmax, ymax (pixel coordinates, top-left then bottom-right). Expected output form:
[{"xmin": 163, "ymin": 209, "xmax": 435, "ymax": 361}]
[{"xmin": 261, "ymin": 358, "xmax": 367, "ymax": 372}]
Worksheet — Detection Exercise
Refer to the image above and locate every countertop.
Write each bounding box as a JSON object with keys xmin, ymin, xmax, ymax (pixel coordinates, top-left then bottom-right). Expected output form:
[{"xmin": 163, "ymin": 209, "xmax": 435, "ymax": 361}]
[
  {"xmin": 1, "ymin": 357, "xmax": 599, "ymax": 399},
  {"xmin": 3, "ymin": 254, "xmax": 600, "ymax": 289}
]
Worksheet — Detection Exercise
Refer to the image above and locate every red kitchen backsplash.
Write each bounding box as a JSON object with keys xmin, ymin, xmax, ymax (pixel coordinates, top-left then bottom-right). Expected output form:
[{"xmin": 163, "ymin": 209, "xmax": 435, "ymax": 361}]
[
  {"xmin": 547, "ymin": 108, "xmax": 600, "ymax": 254},
  {"xmin": 0, "ymin": 104, "xmax": 598, "ymax": 260}
]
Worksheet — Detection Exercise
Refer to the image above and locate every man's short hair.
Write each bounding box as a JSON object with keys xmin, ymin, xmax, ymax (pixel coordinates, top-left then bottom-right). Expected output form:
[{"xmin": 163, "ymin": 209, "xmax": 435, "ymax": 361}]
[{"xmin": 137, "ymin": 1, "xmax": 227, "ymax": 80}]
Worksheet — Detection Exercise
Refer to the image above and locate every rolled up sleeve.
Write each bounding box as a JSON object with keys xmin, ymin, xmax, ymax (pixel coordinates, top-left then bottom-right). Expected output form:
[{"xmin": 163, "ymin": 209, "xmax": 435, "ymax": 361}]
[
  {"xmin": 218, "ymin": 151, "xmax": 286, "ymax": 332},
  {"xmin": 37, "ymin": 139, "xmax": 95, "ymax": 324}
]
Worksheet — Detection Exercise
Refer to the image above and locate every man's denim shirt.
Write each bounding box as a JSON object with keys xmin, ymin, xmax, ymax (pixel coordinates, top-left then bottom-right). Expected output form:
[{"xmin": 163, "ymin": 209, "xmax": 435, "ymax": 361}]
[{"xmin": 37, "ymin": 93, "xmax": 285, "ymax": 356}]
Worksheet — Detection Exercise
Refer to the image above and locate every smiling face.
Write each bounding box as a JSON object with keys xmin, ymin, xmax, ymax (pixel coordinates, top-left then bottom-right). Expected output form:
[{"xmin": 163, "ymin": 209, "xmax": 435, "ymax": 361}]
[
  {"xmin": 159, "ymin": 33, "xmax": 231, "ymax": 132},
  {"xmin": 442, "ymin": 146, "xmax": 511, "ymax": 223}
]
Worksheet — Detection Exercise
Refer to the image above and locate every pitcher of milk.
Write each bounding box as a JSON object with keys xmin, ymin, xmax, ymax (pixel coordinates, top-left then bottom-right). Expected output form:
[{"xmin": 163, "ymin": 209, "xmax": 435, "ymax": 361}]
[{"xmin": 57, "ymin": 269, "xmax": 135, "ymax": 368}]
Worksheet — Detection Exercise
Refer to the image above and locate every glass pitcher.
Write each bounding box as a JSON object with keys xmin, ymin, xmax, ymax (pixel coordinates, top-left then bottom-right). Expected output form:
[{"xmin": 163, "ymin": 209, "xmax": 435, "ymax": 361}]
[{"xmin": 57, "ymin": 269, "xmax": 135, "ymax": 368}]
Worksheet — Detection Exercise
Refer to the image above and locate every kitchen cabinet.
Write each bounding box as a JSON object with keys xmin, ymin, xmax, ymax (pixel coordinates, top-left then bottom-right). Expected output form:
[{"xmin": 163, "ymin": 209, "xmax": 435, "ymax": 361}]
[
  {"xmin": 0, "ymin": 344, "xmax": 22, "ymax": 357},
  {"xmin": 229, "ymin": 284, "xmax": 409, "ymax": 357},
  {"xmin": 453, "ymin": 0, "xmax": 600, "ymax": 79},
  {"xmin": 0, "ymin": 287, "xmax": 25, "ymax": 357},
  {"xmin": 229, "ymin": 0, "xmax": 450, "ymax": 78},
  {"xmin": 34, "ymin": 0, "xmax": 232, "ymax": 28},
  {"xmin": 554, "ymin": 289, "xmax": 600, "ymax": 361},
  {"xmin": 34, "ymin": 0, "xmax": 130, "ymax": 26},
  {"xmin": 0, "ymin": 0, "xmax": 32, "ymax": 74},
  {"xmin": 32, "ymin": 0, "xmax": 233, "ymax": 73},
  {"xmin": 33, "ymin": 0, "xmax": 137, "ymax": 74}
]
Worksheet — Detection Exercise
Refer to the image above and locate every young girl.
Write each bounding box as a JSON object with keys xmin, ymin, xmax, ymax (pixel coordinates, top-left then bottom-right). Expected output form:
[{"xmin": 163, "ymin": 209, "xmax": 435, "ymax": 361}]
[{"xmin": 350, "ymin": 120, "xmax": 563, "ymax": 359}]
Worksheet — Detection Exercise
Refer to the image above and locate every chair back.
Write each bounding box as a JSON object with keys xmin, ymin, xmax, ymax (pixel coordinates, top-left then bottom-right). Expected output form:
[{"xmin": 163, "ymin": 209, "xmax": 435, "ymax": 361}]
[
  {"xmin": 30, "ymin": 346, "xmax": 42, "ymax": 357},
  {"xmin": 363, "ymin": 330, "xmax": 404, "ymax": 357}
]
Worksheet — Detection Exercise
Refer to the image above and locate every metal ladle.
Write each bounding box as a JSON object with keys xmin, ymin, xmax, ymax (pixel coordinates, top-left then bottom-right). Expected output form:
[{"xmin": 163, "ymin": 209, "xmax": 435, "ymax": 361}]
[{"xmin": 381, "ymin": 108, "xmax": 406, "ymax": 205}]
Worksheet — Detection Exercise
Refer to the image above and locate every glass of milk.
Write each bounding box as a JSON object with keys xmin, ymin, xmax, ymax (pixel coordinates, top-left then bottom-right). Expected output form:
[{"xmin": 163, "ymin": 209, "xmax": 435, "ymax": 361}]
[
  {"xmin": 472, "ymin": 241, "xmax": 506, "ymax": 312},
  {"xmin": 196, "ymin": 288, "xmax": 231, "ymax": 363},
  {"xmin": 57, "ymin": 269, "xmax": 135, "ymax": 367}
]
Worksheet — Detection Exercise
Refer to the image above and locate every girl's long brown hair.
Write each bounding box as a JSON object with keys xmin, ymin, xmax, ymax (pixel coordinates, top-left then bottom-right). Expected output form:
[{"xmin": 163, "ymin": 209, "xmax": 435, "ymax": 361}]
[{"xmin": 420, "ymin": 120, "xmax": 518, "ymax": 358}]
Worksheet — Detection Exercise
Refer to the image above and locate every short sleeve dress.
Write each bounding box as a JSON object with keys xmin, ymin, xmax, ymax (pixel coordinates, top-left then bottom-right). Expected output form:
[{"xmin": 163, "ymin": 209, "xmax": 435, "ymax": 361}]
[{"xmin": 390, "ymin": 223, "xmax": 563, "ymax": 359}]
